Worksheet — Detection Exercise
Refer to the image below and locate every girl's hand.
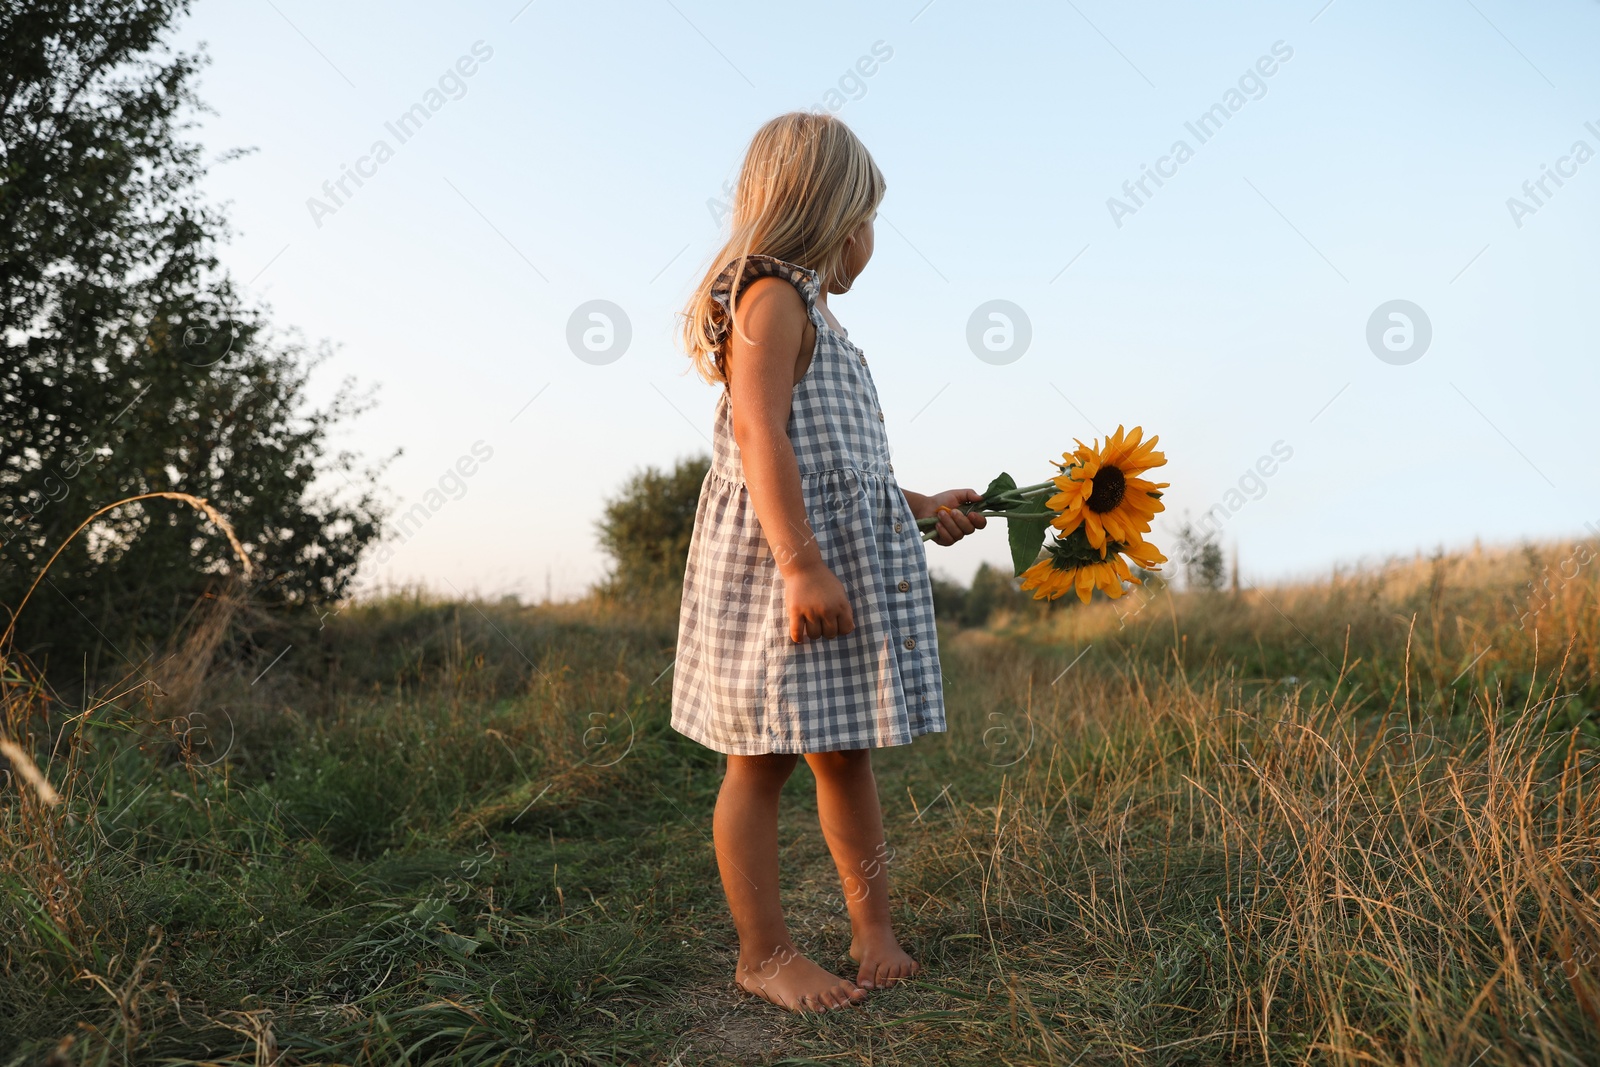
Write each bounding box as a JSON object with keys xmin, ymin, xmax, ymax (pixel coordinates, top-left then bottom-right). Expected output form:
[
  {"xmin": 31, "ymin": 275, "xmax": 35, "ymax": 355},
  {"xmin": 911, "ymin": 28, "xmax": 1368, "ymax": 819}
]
[
  {"xmin": 912, "ymin": 488, "xmax": 988, "ymax": 546},
  {"xmin": 783, "ymin": 561, "xmax": 856, "ymax": 642}
]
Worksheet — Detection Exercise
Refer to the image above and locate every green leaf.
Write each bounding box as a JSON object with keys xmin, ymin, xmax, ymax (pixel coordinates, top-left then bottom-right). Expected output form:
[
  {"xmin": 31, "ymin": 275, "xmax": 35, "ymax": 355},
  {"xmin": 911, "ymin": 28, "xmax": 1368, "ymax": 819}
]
[
  {"xmin": 1007, "ymin": 515, "xmax": 1051, "ymax": 577},
  {"xmin": 431, "ymin": 930, "xmax": 482, "ymax": 957},
  {"xmin": 981, "ymin": 471, "xmax": 1019, "ymax": 511}
]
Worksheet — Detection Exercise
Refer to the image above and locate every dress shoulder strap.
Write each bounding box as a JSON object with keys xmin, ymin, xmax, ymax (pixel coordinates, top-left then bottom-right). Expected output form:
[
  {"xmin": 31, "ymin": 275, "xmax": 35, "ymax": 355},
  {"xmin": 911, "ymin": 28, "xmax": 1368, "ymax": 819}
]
[{"xmin": 708, "ymin": 254, "xmax": 826, "ymax": 344}]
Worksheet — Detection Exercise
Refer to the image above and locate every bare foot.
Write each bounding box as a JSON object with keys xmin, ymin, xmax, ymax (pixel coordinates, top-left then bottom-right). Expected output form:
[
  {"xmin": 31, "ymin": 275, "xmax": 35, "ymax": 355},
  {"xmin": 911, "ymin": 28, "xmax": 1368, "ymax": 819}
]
[
  {"xmin": 736, "ymin": 945, "xmax": 867, "ymax": 1012},
  {"xmin": 849, "ymin": 929, "xmax": 920, "ymax": 990}
]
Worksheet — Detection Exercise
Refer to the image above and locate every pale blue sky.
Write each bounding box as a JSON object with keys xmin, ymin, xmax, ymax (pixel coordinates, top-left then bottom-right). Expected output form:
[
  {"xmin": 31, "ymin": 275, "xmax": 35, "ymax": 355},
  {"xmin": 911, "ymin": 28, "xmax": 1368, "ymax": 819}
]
[{"xmin": 177, "ymin": 0, "xmax": 1599, "ymax": 599}]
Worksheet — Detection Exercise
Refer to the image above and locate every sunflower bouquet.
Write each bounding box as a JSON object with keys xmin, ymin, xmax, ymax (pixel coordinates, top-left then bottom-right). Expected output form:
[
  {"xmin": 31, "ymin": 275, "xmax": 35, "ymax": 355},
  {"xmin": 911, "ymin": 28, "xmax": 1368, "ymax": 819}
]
[{"xmin": 917, "ymin": 425, "xmax": 1170, "ymax": 603}]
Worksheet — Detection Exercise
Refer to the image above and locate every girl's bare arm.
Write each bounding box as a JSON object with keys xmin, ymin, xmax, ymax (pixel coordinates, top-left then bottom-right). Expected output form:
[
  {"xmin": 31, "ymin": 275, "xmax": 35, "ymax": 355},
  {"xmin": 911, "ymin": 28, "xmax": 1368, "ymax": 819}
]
[{"xmin": 726, "ymin": 277, "xmax": 855, "ymax": 642}]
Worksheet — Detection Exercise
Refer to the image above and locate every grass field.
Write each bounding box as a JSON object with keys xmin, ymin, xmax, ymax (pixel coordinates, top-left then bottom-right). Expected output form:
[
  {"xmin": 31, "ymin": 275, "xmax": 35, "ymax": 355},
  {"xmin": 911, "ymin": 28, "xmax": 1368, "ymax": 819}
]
[{"xmin": 3, "ymin": 540, "xmax": 1599, "ymax": 1065}]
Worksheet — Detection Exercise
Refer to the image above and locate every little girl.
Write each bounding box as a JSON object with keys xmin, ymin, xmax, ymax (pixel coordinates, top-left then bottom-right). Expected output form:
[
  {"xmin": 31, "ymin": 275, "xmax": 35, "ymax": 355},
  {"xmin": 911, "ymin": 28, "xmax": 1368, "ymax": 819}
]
[{"xmin": 672, "ymin": 112, "xmax": 985, "ymax": 1012}]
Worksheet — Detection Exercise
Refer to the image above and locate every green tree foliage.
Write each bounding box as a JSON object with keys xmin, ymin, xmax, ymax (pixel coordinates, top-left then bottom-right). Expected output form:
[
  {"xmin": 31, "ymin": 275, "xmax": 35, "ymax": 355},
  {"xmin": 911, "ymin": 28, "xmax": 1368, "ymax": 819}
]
[
  {"xmin": 931, "ymin": 562, "xmax": 1040, "ymax": 627},
  {"xmin": 0, "ymin": 0, "xmax": 385, "ymax": 676},
  {"xmin": 1176, "ymin": 521, "xmax": 1226, "ymax": 591},
  {"xmin": 595, "ymin": 456, "xmax": 711, "ymax": 598}
]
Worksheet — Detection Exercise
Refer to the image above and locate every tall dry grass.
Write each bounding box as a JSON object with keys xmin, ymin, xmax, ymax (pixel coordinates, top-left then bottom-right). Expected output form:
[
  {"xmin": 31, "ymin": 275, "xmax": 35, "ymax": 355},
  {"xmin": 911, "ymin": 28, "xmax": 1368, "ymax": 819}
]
[
  {"xmin": 883, "ymin": 536, "xmax": 1600, "ymax": 1062},
  {"xmin": 1000, "ymin": 539, "xmax": 1600, "ymax": 723},
  {"xmin": 906, "ymin": 628, "xmax": 1600, "ymax": 1062},
  {"xmin": 1, "ymin": 494, "xmax": 253, "ymax": 1044},
  {"xmin": 0, "ymin": 528, "xmax": 1595, "ymax": 1064},
  {"xmin": 1, "ymin": 570, "xmax": 690, "ymax": 1064}
]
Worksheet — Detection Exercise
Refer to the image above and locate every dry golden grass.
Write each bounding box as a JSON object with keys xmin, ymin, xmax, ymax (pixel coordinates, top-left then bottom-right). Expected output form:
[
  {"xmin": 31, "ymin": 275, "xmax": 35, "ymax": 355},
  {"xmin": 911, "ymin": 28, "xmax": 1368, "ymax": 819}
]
[
  {"xmin": 1, "ymin": 493, "xmax": 254, "ymax": 992},
  {"xmin": 0, "ymin": 531, "xmax": 1595, "ymax": 1064},
  {"xmin": 855, "ymin": 535, "xmax": 1600, "ymax": 1062},
  {"xmin": 911, "ymin": 628, "xmax": 1600, "ymax": 1063}
]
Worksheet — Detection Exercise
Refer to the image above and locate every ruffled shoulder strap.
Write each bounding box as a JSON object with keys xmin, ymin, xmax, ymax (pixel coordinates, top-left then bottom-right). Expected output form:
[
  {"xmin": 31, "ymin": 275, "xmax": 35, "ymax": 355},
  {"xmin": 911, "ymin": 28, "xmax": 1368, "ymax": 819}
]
[{"xmin": 709, "ymin": 254, "xmax": 825, "ymax": 342}]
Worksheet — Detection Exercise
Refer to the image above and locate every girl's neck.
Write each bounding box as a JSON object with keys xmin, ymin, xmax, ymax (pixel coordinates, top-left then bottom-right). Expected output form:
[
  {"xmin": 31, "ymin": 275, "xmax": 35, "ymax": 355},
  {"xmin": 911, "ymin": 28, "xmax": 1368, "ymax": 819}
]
[{"xmin": 813, "ymin": 289, "xmax": 846, "ymax": 335}]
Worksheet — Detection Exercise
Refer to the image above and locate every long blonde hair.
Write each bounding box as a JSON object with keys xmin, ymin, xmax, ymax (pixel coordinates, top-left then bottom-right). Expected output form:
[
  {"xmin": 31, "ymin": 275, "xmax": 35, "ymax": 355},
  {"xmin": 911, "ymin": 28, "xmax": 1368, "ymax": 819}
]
[{"xmin": 681, "ymin": 112, "xmax": 886, "ymax": 384}]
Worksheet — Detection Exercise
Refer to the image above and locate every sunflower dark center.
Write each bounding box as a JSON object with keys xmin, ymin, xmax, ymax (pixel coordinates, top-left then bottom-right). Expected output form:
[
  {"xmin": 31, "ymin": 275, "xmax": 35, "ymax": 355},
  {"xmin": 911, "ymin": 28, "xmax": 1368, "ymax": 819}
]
[{"xmin": 1086, "ymin": 465, "xmax": 1127, "ymax": 513}]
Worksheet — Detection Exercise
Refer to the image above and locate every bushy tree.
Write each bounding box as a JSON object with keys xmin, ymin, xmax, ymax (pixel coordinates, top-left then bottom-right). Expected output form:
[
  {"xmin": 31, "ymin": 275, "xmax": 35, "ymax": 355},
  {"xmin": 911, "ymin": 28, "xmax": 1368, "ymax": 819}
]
[
  {"xmin": 929, "ymin": 572, "xmax": 970, "ymax": 622},
  {"xmin": 931, "ymin": 562, "xmax": 1040, "ymax": 626},
  {"xmin": 0, "ymin": 0, "xmax": 385, "ymax": 677},
  {"xmin": 1176, "ymin": 521, "xmax": 1226, "ymax": 591},
  {"xmin": 595, "ymin": 456, "xmax": 710, "ymax": 598}
]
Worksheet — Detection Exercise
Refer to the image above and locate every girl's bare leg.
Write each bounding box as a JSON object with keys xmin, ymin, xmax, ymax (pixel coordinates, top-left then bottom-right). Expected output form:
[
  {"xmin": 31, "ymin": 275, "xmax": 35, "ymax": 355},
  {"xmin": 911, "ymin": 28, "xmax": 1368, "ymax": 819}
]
[
  {"xmin": 714, "ymin": 752, "xmax": 866, "ymax": 1010},
  {"xmin": 804, "ymin": 748, "xmax": 920, "ymax": 990}
]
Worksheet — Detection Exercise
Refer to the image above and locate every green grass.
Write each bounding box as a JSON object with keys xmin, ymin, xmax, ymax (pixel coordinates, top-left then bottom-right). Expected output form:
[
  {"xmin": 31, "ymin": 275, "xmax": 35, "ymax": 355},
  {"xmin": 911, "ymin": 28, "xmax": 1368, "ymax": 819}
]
[{"xmin": 3, "ymin": 541, "xmax": 1599, "ymax": 1065}]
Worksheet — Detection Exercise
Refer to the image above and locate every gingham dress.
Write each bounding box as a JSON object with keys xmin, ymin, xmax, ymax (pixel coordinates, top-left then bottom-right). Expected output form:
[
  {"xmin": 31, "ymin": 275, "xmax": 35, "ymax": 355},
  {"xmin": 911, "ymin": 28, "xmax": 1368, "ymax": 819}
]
[{"xmin": 671, "ymin": 255, "xmax": 945, "ymax": 755}]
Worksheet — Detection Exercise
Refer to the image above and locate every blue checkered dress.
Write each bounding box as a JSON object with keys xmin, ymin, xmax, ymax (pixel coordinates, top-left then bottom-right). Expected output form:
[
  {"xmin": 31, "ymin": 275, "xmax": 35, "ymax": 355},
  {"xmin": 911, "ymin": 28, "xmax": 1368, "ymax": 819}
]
[{"xmin": 671, "ymin": 255, "xmax": 945, "ymax": 755}]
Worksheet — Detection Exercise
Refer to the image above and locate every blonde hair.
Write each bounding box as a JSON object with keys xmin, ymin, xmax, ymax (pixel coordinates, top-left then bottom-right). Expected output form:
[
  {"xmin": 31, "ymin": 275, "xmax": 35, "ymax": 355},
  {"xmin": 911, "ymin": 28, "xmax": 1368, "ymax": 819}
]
[{"xmin": 681, "ymin": 112, "xmax": 886, "ymax": 384}]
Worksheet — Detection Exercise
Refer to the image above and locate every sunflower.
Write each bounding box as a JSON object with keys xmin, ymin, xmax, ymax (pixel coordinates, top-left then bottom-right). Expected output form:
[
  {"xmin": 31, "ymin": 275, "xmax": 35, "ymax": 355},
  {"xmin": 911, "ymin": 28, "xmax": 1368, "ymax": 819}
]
[
  {"xmin": 1048, "ymin": 425, "xmax": 1169, "ymax": 552},
  {"xmin": 1019, "ymin": 527, "xmax": 1169, "ymax": 604},
  {"xmin": 1020, "ymin": 555, "xmax": 1127, "ymax": 603}
]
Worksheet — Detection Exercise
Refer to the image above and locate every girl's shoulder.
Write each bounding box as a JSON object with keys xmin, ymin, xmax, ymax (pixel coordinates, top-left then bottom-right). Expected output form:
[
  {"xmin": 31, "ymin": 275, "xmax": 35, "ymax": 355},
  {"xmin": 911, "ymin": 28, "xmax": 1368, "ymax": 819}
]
[
  {"xmin": 708, "ymin": 255, "xmax": 825, "ymax": 351},
  {"xmin": 711, "ymin": 254, "xmax": 820, "ymax": 313}
]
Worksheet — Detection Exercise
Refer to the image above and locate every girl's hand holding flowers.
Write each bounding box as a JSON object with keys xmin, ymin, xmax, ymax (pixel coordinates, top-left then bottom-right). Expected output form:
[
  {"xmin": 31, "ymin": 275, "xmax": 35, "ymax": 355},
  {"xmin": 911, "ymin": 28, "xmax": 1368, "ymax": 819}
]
[
  {"xmin": 916, "ymin": 425, "xmax": 1172, "ymax": 603},
  {"xmin": 908, "ymin": 488, "xmax": 988, "ymax": 546}
]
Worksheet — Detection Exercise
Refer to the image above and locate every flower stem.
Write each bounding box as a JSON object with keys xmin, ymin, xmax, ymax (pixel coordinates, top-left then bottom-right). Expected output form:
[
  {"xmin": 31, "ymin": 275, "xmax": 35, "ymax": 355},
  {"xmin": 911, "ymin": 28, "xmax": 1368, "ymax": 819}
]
[
  {"xmin": 915, "ymin": 476, "xmax": 1065, "ymax": 540},
  {"xmin": 916, "ymin": 508, "xmax": 1054, "ymax": 534}
]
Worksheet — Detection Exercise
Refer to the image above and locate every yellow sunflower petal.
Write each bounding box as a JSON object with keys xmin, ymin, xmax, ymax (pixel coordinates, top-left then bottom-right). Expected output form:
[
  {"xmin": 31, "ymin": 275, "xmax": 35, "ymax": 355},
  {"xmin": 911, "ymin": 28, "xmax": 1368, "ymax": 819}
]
[
  {"xmin": 1051, "ymin": 510, "xmax": 1085, "ymax": 536},
  {"xmin": 1102, "ymin": 512, "xmax": 1132, "ymax": 543},
  {"xmin": 1084, "ymin": 513, "xmax": 1108, "ymax": 550},
  {"xmin": 1122, "ymin": 539, "xmax": 1168, "ymax": 568},
  {"xmin": 1100, "ymin": 564, "xmax": 1126, "ymax": 599}
]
